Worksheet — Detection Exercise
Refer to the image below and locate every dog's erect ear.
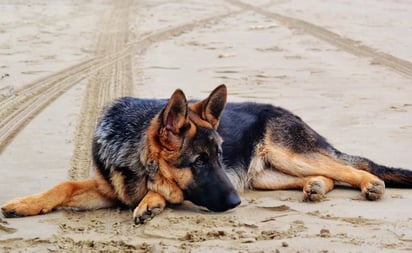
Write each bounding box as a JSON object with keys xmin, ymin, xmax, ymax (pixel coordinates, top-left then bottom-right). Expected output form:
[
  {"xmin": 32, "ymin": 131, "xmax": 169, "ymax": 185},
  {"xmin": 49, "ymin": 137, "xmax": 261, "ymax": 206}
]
[
  {"xmin": 162, "ymin": 89, "xmax": 188, "ymax": 134},
  {"xmin": 204, "ymin": 84, "xmax": 227, "ymax": 128},
  {"xmin": 191, "ymin": 84, "xmax": 227, "ymax": 129}
]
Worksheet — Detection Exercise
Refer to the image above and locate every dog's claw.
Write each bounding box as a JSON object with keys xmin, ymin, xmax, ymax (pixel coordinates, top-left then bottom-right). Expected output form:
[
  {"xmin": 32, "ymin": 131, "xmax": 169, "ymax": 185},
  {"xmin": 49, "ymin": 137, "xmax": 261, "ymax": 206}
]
[
  {"xmin": 134, "ymin": 214, "xmax": 148, "ymax": 225},
  {"xmin": 133, "ymin": 207, "xmax": 163, "ymax": 224},
  {"xmin": 133, "ymin": 210, "xmax": 148, "ymax": 224},
  {"xmin": 2, "ymin": 208, "xmax": 17, "ymax": 218}
]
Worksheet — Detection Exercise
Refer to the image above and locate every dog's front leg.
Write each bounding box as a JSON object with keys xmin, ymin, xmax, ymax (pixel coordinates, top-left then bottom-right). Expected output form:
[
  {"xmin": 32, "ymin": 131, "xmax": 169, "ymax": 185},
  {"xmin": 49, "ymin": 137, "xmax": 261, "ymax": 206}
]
[
  {"xmin": 133, "ymin": 173, "xmax": 184, "ymax": 224},
  {"xmin": 133, "ymin": 190, "xmax": 166, "ymax": 224},
  {"xmin": 2, "ymin": 179, "xmax": 113, "ymax": 217}
]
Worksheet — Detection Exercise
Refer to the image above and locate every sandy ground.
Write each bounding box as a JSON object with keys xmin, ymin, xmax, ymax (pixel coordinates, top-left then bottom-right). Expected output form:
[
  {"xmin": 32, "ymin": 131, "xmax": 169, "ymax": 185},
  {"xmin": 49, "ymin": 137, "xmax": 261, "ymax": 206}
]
[{"xmin": 1, "ymin": 0, "xmax": 412, "ymax": 252}]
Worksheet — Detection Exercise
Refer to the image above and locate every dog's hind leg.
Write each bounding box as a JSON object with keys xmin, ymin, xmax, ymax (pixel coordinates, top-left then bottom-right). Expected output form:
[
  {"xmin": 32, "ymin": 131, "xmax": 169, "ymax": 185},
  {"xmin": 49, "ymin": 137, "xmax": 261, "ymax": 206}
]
[
  {"xmin": 2, "ymin": 175, "xmax": 115, "ymax": 218},
  {"xmin": 250, "ymin": 168, "xmax": 334, "ymax": 201},
  {"xmin": 260, "ymin": 144, "xmax": 385, "ymax": 200}
]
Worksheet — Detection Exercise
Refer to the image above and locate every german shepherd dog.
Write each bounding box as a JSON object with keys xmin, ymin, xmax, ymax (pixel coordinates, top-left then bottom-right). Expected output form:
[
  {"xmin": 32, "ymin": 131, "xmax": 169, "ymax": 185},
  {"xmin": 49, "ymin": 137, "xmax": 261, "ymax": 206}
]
[{"xmin": 2, "ymin": 85, "xmax": 412, "ymax": 224}]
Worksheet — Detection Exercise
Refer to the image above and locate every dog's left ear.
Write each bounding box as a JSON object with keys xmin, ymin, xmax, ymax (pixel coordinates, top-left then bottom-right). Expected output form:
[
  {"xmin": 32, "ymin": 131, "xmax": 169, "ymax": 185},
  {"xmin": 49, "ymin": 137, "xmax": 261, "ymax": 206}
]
[{"xmin": 192, "ymin": 84, "xmax": 227, "ymax": 129}]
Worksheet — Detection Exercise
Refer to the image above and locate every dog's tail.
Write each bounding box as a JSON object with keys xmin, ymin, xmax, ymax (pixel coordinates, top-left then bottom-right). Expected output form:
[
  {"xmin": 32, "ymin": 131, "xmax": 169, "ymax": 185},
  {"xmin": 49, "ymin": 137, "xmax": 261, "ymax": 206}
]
[{"xmin": 333, "ymin": 149, "xmax": 412, "ymax": 188}]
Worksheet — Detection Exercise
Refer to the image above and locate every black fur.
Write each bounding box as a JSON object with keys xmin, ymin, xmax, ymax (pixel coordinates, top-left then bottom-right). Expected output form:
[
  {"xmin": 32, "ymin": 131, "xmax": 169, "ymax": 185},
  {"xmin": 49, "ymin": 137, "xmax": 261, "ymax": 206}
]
[{"xmin": 92, "ymin": 98, "xmax": 167, "ymax": 206}]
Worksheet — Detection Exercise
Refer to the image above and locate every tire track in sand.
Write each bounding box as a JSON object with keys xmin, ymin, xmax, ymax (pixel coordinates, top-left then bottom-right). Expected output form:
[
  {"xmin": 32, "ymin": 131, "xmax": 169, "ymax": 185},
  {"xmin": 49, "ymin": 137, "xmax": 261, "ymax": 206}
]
[
  {"xmin": 0, "ymin": 6, "xmax": 245, "ymax": 156},
  {"xmin": 69, "ymin": 4, "xmax": 247, "ymax": 180},
  {"xmin": 0, "ymin": 59, "xmax": 97, "ymax": 153},
  {"xmin": 69, "ymin": 0, "xmax": 134, "ymax": 180},
  {"xmin": 0, "ymin": 54, "xmax": 131, "ymax": 153},
  {"xmin": 226, "ymin": 0, "xmax": 412, "ymax": 78}
]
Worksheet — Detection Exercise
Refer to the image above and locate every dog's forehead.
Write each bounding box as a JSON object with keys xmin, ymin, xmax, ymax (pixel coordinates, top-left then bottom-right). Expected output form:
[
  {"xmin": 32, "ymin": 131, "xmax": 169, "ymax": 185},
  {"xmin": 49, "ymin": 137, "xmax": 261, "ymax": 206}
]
[
  {"xmin": 188, "ymin": 110, "xmax": 212, "ymax": 129},
  {"xmin": 184, "ymin": 110, "xmax": 223, "ymax": 149},
  {"xmin": 194, "ymin": 126, "xmax": 222, "ymax": 145}
]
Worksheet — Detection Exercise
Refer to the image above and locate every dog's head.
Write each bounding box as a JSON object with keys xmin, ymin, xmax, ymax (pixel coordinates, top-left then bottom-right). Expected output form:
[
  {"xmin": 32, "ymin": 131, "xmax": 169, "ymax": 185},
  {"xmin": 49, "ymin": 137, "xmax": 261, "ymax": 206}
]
[{"xmin": 147, "ymin": 85, "xmax": 240, "ymax": 212}]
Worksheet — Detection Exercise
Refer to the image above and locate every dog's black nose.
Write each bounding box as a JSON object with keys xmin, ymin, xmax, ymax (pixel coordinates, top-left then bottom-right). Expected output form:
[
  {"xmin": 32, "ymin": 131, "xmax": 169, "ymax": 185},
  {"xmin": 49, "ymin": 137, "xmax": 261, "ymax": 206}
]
[
  {"xmin": 206, "ymin": 190, "xmax": 241, "ymax": 212},
  {"xmin": 226, "ymin": 191, "xmax": 241, "ymax": 210}
]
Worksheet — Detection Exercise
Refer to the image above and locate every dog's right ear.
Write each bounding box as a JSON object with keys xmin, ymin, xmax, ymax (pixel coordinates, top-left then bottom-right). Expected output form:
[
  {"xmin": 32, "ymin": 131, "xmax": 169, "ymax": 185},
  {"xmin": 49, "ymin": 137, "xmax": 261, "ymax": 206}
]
[{"xmin": 161, "ymin": 89, "xmax": 188, "ymax": 135}]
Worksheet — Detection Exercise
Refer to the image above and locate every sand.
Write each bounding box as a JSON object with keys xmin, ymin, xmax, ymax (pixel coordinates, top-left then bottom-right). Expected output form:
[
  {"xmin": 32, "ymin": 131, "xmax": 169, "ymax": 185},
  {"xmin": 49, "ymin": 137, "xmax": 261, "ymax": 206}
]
[{"xmin": 1, "ymin": 0, "xmax": 412, "ymax": 252}]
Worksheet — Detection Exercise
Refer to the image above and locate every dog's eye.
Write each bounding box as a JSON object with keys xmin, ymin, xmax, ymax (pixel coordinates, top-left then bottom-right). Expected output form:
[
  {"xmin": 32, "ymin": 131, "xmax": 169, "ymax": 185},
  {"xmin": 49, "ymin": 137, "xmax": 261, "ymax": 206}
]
[
  {"xmin": 217, "ymin": 150, "xmax": 223, "ymax": 160},
  {"xmin": 194, "ymin": 152, "xmax": 209, "ymax": 167}
]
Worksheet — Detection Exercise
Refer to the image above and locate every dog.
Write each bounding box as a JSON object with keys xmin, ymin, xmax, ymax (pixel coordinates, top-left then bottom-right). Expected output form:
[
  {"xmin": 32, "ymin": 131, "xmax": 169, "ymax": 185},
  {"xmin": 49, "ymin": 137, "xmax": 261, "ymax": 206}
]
[{"xmin": 2, "ymin": 84, "xmax": 412, "ymax": 224}]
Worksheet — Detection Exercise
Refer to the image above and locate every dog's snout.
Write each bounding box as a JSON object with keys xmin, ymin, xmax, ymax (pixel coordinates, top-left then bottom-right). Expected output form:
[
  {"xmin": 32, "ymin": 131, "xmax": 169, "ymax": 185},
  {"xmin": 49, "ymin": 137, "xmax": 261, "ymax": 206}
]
[
  {"xmin": 226, "ymin": 191, "xmax": 241, "ymax": 210},
  {"xmin": 213, "ymin": 191, "xmax": 240, "ymax": 212},
  {"xmin": 204, "ymin": 190, "xmax": 241, "ymax": 213}
]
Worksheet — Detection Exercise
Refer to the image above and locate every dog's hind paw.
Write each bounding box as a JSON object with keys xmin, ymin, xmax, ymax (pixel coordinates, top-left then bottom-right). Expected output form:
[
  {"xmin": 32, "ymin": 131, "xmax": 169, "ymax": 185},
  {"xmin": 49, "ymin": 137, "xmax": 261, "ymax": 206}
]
[
  {"xmin": 303, "ymin": 180, "xmax": 326, "ymax": 202},
  {"xmin": 362, "ymin": 180, "xmax": 385, "ymax": 201}
]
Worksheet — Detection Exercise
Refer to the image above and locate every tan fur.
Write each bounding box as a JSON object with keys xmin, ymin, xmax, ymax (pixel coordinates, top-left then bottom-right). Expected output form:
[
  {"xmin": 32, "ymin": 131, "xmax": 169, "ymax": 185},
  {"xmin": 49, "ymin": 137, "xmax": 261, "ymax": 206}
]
[
  {"xmin": 144, "ymin": 117, "xmax": 163, "ymax": 164},
  {"xmin": 188, "ymin": 110, "xmax": 213, "ymax": 129},
  {"xmin": 302, "ymin": 176, "xmax": 334, "ymax": 201},
  {"xmin": 251, "ymin": 169, "xmax": 305, "ymax": 190},
  {"xmin": 147, "ymin": 172, "xmax": 184, "ymax": 204},
  {"xmin": 245, "ymin": 129, "xmax": 384, "ymax": 200},
  {"xmin": 264, "ymin": 144, "xmax": 379, "ymax": 188},
  {"xmin": 110, "ymin": 170, "xmax": 136, "ymax": 206},
  {"xmin": 260, "ymin": 142, "xmax": 384, "ymax": 199},
  {"xmin": 2, "ymin": 173, "xmax": 115, "ymax": 217}
]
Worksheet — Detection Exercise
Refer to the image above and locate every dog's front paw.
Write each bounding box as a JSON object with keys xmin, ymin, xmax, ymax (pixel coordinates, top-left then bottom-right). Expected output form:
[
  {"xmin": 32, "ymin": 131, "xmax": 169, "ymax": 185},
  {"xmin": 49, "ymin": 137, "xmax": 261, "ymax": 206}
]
[
  {"xmin": 133, "ymin": 205, "xmax": 164, "ymax": 225},
  {"xmin": 2, "ymin": 195, "xmax": 50, "ymax": 218},
  {"xmin": 133, "ymin": 191, "xmax": 166, "ymax": 224},
  {"xmin": 362, "ymin": 180, "xmax": 385, "ymax": 201}
]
